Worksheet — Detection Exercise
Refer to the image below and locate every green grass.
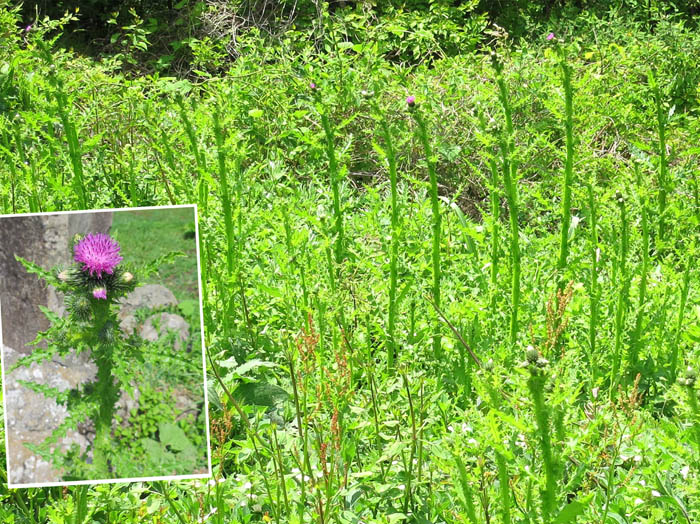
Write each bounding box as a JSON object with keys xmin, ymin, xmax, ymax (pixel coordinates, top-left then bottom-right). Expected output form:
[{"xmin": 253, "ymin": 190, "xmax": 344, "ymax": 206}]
[
  {"xmin": 111, "ymin": 207, "xmax": 199, "ymax": 304},
  {"xmin": 1, "ymin": 4, "xmax": 700, "ymax": 524}
]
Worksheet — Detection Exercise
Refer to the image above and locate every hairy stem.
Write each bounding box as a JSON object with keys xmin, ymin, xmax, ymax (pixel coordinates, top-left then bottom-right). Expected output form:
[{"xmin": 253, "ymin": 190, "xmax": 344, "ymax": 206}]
[
  {"xmin": 410, "ymin": 104, "xmax": 442, "ymax": 359},
  {"xmin": 492, "ymin": 52, "xmax": 521, "ymax": 346},
  {"xmin": 528, "ymin": 373, "xmax": 556, "ymax": 522}
]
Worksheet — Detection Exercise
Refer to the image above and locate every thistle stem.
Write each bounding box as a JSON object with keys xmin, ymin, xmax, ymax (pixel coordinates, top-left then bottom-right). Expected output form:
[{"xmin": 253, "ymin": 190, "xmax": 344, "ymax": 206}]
[
  {"xmin": 410, "ymin": 104, "xmax": 442, "ymax": 360},
  {"xmin": 528, "ymin": 372, "xmax": 556, "ymax": 522},
  {"xmin": 373, "ymin": 99, "xmax": 400, "ymax": 370},
  {"xmin": 91, "ymin": 301, "xmax": 118, "ymax": 477},
  {"xmin": 556, "ymin": 59, "xmax": 575, "ymax": 290},
  {"xmin": 491, "ymin": 52, "xmax": 521, "ymax": 346}
]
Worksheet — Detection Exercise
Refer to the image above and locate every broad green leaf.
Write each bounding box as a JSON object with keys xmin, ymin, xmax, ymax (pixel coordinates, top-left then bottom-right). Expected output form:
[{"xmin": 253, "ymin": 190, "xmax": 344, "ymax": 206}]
[
  {"xmin": 159, "ymin": 422, "xmax": 192, "ymax": 452},
  {"xmin": 553, "ymin": 494, "xmax": 593, "ymax": 523},
  {"xmin": 234, "ymin": 381, "xmax": 289, "ymax": 408}
]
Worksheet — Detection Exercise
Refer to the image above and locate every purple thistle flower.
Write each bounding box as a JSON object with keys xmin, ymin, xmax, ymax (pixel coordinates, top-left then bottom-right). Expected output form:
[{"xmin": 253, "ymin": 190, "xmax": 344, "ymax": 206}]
[
  {"xmin": 309, "ymin": 82, "xmax": 317, "ymax": 90},
  {"xmin": 546, "ymin": 32, "xmax": 555, "ymax": 41},
  {"xmin": 74, "ymin": 233, "xmax": 123, "ymax": 278},
  {"xmin": 92, "ymin": 287, "xmax": 107, "ymax": 300},
  {"xmin": 406, "ymin": 95, "xmax": 416, "ymax": 106}
]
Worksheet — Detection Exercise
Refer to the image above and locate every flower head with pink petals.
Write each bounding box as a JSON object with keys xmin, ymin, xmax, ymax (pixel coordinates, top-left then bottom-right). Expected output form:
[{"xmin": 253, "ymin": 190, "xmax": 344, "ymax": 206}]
[{"xmin": 73, "ymin": 233, "xmax": 123, "ymax": 279}]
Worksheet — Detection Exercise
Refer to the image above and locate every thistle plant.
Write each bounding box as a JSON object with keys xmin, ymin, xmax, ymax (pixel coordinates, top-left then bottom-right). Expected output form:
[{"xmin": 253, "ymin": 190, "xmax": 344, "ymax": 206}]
[
  {"xmin": 610, "ymin": 191, "xmax": 630, "ymax": 397},
  {"xmin": 407, "ymin": 95, "xmax": 443, "ymax": 360},
  {"xmin": 523, "ymin": 346, "xmax": 557, "ymax": 522},
  {"xmin": 11, "ymin": 232, "xmax": 144, "ymax": 480},
  {"xmin": 679, "ymin": 367, "xmax": 700, "ymax": 453},
  {"xmin": 649, "ymin": 71, "xmax": 669, "ymax": 244},
  {"xmin": 370, "ymin": 92, "xmax": 400, "ymax": 370},
  {"xmin": 556, "ymin": 49, "xmax": 575, "ymax": 292},
  {"xmin": 491, "ymin": 51, "xmax": 522, "ymax": 346},
  {"xmin": 313, "ymin": 82, "xmax": 345, "ymax": 269}
]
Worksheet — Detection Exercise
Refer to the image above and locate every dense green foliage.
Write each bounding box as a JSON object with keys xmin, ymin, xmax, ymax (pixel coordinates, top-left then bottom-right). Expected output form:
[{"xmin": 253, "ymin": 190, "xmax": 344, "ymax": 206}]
[{"xmin": 1, "ymin": 0, "xmax": 700, "ymax": 522}]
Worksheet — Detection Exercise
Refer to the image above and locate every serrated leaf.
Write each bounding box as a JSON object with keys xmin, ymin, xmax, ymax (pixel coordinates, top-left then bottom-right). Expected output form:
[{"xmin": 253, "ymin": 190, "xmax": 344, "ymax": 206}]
[
  {"xmin": 15, "ymin": 255, "xmax": 59, "ymax": 284},
  {"xmin": 492, "ymin": 410, "xmax": 528, "ymax": 433},
  {"xmin": 141, "ymin": 251, "xmax": 185, "ymax": 278}
]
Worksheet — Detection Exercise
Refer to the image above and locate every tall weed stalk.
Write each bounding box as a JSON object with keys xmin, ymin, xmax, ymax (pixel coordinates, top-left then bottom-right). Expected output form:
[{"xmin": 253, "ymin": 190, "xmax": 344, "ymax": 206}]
[
  {"xmin": 670, "ymin": 259, "xmax": 692, "ymax": 382},
  {"xmin": 610, "ymin": 192, "xmax": 630, "ymax": 396},
  {"xmin": 213, "ymin": 108, "xmax": 235, "ymax": 278},
  {"xmin": 526, "ymin": 352, "xmax": 557, "ymax": 522},
  {"xmin": 176, "ymin": 97, "xmax": 208, "ymax": 213},
  {"xmin": 629, "ymin": 167, "xmax": 649, "ymax": 373},
  {"xmin": 315, "ymin": 88, "xmax": 345, "ymax": 268},
  {"xmin": 491, "ymin": 52, "xmax": 521, "ymax": 346},
  {"xmin": 39, "ymin": 41, "xmax": 87, "ymax": 209},
  {"xmin": 408, "ymin": 97, "xmax": 442, "ymax": 359},
  {"xmin": 556, "ymin": 59, "xmax": 575, "ymax": 289},
  {"xmin": 372, "ymin": 97, "xmax": 400, "ymax": 370},
  {"xmin": 650, "ymin": 72, "xmax": 669, "ymax": 243},
  {"xmin": 476, "ymin": 106, "xmax": 501, "ymax": 336},
  {"xmin": 586, "ymin": 180, "xmax": 600, "ymax": 378}
]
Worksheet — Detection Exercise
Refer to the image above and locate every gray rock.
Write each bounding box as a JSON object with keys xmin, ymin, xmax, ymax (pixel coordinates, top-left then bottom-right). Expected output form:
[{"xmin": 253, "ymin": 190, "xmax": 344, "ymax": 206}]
[
  {"xmin": 118, "ymin": 284, "xmax": 178, "ymax": 335},
  {"xmin": 116, "ymin": 383, "xmax": 141, "ymax": 426},
  {"xmin": 3, "ymin": 341, "xmax": 141, "ymax": 485},
  {"xmin": 139, "ymin": 312, "xmax": 190, "ymax": 352},
  {"xmin": 172, "ymin": 386, "xmax": 200, "ymax": 423},
  {"xmin": 3, "ymin": 344, "xmax": 98, "ymax": 485},
  {"xmin": 0, "ymin": 212, "xmax": 113, "ymax": 355}
]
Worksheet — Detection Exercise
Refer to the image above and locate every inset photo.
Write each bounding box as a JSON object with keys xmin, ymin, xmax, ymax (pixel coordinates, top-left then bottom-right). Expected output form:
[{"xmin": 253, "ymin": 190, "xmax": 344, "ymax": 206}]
[{"xmin": 0, "ymin": 205, "xmax": 211, "ymax": 487}]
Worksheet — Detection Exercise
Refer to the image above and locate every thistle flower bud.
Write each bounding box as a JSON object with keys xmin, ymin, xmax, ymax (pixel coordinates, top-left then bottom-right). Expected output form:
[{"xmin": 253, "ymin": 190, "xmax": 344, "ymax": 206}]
[
  {"xmin": 67, "ymin": 295, "xmax": 91, "ymax": 322},
  {"xmin": 406, "ymin": 95, "xmax": 416, "ymax": 107},
  {"xmin": 680, "ymin": 367, "xmax": 697, "ymax": 387},
  {"xmin": 122, "ymin": 272, "xmax": 133, "ymax": 283},
  {"xmin": 526, "ymin": 346, "xmax": 539, "ymax": 364},
  {"xmin": 58, "ymin": 270, "xmax": 70, "ymax": 282},
  {"xmin": 92, "ymin": 287, "xmax": 107, "ymax": 300}
]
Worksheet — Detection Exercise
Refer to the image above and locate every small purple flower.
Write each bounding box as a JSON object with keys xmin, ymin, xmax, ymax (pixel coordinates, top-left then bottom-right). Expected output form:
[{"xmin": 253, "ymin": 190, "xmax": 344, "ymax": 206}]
[
  {"xmin": 25, "ymin": 24, "xmax": 32, "ymax": 32},
  {"xmin": 74, "ymin": 233, "xmax": 123, "ymax": 278},
  {"xmin": 309, "ymin": 82, "xmax": 317, "ymax": 90},
  {"xmin": 92, "ymin": 287, "xmax": 107, "ymax": 300},
  {"xmin": 406, "ymin": 95, "xmax": 416, "ymax": 107},
  {"xmin": 546, "ymin": 32, "xmax": 555, "ymax": 41}
]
